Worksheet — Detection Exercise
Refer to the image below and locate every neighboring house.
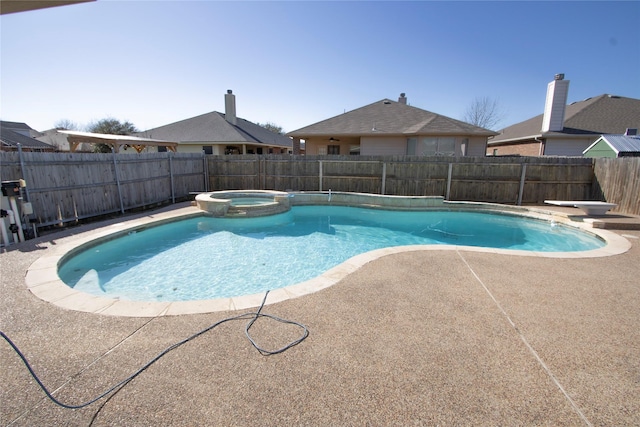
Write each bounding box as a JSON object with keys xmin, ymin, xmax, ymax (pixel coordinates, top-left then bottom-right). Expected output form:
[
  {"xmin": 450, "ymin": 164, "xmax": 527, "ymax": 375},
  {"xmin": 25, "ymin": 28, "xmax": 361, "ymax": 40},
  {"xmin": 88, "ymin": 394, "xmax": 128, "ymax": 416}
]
[
  {"xmin": 583, "ymin": 131, "xmax": 640, "ymax": 158},
  {"xmin": 0, "ymin": 121, "xmax": 56, "ymax": 152},
  {"xmin": 488, "ymin": 74, "xmax": 640, "ymax": 156},
  {"xmin": 287, "ymin": 94, "xmax": 497, "ymax": 156},
  {"xmin": 36, "ymin": 129, "xmax": 93, "ymax": 152},
  {"xmin": 137, "ymin": 90, "xmax": 293, "ymax": 155}
]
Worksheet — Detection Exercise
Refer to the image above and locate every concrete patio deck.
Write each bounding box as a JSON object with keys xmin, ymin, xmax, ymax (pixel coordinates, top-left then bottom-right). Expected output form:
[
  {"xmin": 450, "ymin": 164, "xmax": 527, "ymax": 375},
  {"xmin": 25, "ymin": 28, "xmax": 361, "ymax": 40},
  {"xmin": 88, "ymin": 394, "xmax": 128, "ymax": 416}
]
[{"xmin": 1, "ymin": 203, "xmax": 639, "ymax": 426}]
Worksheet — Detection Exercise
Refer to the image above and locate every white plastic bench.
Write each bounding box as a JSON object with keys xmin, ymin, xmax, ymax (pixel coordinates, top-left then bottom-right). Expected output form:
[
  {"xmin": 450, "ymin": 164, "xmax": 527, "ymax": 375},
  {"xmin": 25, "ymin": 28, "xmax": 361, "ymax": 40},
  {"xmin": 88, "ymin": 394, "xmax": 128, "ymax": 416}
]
[{"xmin": 544, "ymin": 200, "xmax": 617, "ymax": 216}]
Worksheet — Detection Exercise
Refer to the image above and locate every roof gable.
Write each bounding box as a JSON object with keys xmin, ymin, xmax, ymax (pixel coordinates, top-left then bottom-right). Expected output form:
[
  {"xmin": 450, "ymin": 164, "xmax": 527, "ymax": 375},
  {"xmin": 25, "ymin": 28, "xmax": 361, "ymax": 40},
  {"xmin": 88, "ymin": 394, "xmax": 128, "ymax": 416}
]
[
  {"xmin": 586, "ymin": 134, "xmax": 640, "ymax": 155},
  {"xmin": 288, "ymin": 98, "xmax": 496, "ymax": 137}
]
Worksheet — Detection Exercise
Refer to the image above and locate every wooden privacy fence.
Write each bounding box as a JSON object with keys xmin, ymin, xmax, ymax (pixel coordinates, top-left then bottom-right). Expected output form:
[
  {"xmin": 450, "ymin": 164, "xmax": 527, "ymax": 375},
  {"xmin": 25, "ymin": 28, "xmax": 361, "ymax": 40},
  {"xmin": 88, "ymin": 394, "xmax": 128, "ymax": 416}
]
[
  {"xmin": 208, "ymin": 155, "xmax": 596, "ymax": 205},
  {"xmin": 592, "ymin": 157, "xmax": 640, "ymax": 216},
  {"xmin": 2, "ymin": 152, "xmax": 639, "ymax": 230},
  {"xmin": 1, "ymin": 151, "xmax": 206, "ymax": 227}
]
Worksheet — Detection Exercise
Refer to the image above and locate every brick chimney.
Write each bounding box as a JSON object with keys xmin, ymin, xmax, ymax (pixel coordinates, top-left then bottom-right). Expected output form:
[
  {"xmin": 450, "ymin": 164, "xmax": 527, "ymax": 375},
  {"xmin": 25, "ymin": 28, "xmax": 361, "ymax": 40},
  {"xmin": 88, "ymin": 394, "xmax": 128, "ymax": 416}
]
[
  {"xmin": 224, "ymin": 90, "xmax": 237, "ymax": 125},
  {"xmin": 541, "ymin": 74, "xmax": 570, "ymax": 132},
  {"xmin": 398, "ymin": 93, "xmax": 407, "ymax": 104}
]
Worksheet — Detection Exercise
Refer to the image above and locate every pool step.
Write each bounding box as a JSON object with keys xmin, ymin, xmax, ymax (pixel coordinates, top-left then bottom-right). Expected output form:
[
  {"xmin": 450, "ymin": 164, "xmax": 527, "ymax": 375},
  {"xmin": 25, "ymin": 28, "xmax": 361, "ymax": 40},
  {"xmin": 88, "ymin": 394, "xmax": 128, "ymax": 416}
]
[{"xmin": 226, "ymin": 202, "xmax": 290, "ymax": 217}]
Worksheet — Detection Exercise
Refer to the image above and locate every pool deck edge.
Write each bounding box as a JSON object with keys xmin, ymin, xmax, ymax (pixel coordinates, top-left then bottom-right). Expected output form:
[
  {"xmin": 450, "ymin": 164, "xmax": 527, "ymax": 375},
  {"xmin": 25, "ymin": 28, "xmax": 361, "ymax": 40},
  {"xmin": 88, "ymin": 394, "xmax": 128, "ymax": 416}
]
[{"xmin": 23, "ymin": 203, "xmax": 632, "ymax": 318}]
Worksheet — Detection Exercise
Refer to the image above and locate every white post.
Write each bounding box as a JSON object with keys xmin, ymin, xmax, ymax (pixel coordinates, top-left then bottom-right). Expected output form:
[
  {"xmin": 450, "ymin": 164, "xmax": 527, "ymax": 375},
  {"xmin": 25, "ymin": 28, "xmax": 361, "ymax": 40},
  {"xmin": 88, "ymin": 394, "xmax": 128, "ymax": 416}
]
[
  {"xmin": 381, "ymin": 162, "xmax": 387, "ymax": 195},
  {"xmin": 446, "ymin": 163, "xmax": 453, "ymax": 200},
  {"xmin": 517, "ymin": 163, "xmax": 527, "ymax": 205}
]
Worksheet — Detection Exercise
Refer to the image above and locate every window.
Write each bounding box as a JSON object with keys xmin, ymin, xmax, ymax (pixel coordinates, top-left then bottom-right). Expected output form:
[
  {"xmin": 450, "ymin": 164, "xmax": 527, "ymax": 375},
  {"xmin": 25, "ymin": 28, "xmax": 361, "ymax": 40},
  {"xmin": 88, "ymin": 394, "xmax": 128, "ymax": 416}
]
[
  {"xmin": 461, "ymin": 138, "xmax": 469, "ymax": 156},
  {"xmin": 327, "ymin": 145, "xmax": 340, "ymax": 155},
  {"xmin": 406, "ymin": 137, "xmax": 417, "ymax": 155},
  {"xmin": 203, "ymin": 146, "xmax": 213, "ymax": 155},
  {"xmin": 408, "ymin": 137, "xmax": 456, "ymax": 156}
]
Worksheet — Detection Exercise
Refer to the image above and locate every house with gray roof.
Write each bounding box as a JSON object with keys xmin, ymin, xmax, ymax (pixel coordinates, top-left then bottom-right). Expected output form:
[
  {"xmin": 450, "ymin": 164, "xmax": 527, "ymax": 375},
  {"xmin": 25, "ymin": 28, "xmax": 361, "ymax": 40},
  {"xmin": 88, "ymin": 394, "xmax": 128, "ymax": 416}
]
[
  {"xmin": 137, "ymin": 90, "xmax": 292, "ymax": 155},
  {"xmin": 287, "ymin": 94, "xmax": 497, "ymax": 156},
  {"xmin": 488, "ymin": 75, "xmax": 640, "ymax": 157},
  {"xmin": 0, "ymin": 121, "xmax": 56, "ymax": 152},
  {"xmin": 583, "ymin": 131, "xmax": 640, "ymax": 158}
]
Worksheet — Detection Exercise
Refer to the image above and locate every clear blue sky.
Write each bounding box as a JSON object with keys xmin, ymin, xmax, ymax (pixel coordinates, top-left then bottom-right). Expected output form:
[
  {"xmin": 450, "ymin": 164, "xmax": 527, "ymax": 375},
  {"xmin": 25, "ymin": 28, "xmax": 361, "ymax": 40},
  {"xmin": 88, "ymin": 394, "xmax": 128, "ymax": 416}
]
[{"xmin": 2, "ymin": 1, "xmax": 639, "ymax": 133}]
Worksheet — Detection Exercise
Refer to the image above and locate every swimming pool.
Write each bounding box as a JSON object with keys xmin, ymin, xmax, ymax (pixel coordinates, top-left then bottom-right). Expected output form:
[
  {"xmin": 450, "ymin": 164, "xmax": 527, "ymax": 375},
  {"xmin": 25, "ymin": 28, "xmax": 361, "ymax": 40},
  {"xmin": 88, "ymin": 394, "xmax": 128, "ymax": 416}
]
[{"xmin": 57, "ymin": 205, "xmax": 606, "ymax": 303}]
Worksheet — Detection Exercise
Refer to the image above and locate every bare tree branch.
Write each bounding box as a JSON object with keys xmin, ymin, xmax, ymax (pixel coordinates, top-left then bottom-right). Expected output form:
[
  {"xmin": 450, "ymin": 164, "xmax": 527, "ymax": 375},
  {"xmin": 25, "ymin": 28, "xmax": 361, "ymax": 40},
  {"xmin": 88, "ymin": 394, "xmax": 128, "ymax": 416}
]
[{"xmin": 463, "ymin": 96, "xmax": 505, "ymax": 130}]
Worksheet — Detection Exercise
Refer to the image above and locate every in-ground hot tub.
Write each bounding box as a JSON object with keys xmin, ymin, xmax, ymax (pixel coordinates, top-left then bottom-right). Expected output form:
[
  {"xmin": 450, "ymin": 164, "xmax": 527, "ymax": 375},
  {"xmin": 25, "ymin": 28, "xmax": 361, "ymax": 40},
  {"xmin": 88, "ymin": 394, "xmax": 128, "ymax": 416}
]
[{"xmin": 195, "ymin": 190, "xmax": 291, "ymax": 217}]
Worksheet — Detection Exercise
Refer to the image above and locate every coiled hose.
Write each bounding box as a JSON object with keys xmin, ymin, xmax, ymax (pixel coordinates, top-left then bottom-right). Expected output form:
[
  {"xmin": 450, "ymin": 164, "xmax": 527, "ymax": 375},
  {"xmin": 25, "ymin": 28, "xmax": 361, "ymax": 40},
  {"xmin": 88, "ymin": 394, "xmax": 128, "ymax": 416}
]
[{"xmin": 1, "ymin": 291, "xmax": 308, "ymax": 409}]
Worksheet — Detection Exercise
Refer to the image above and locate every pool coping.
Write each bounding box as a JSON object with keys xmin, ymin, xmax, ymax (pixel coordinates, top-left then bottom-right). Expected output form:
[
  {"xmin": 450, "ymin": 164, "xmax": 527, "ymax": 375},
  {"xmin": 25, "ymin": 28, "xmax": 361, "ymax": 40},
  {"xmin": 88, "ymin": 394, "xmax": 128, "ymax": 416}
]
[{"xmin": 24, "ymin": 202, "xmax": 632, "ymax": 317}]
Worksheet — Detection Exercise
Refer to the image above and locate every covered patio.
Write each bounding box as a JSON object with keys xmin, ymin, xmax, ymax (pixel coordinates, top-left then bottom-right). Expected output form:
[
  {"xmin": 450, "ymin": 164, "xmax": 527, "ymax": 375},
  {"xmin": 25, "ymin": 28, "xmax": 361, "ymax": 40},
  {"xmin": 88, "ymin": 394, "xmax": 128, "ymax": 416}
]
[{"xmin": 59, "ymin": 130, "xmax": 178, "ymax": 153}]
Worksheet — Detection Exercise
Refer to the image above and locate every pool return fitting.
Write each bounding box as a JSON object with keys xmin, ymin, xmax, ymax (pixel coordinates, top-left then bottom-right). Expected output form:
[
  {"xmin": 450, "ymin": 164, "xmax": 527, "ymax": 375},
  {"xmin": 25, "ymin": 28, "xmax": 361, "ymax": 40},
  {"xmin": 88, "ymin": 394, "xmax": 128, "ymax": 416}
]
[{"xmin": 1, "ymin": 291, "xmax": 308, "ymax": 410}]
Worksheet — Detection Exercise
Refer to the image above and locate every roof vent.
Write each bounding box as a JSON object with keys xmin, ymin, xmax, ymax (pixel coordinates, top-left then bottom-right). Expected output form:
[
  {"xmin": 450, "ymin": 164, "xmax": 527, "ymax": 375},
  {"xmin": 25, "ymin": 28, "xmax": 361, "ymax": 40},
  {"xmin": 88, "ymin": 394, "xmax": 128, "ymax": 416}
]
[{"xmin": 383, "ymin": 100, "xmax": 391, "ymax": 104}]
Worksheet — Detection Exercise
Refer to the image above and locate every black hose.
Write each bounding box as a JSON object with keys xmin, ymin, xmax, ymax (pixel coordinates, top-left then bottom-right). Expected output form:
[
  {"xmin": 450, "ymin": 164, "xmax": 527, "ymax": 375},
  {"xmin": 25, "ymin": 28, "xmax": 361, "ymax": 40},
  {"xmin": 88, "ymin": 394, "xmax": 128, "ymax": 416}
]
[{"xmin": 1, "ymin": 291, "xmax": 308, "ymax": 410}]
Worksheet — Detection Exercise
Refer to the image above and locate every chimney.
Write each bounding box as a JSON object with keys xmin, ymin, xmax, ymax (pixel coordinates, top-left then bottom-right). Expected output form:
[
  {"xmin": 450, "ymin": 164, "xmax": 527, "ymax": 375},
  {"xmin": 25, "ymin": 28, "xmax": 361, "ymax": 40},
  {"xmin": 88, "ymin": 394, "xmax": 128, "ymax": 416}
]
[
  {"xmin": 398, "ymin": 93, "xmax": 407, "ymax": 104},
  {"xmin": 541, "ymin": 74, "xmax": 570, "ymax": 132},
  {"xmin": 224, "ymin": 89, "xmax": 237, "ymax": 125},
  {"xmin": 625, "ymin": 128, "xmax": 638, "ymax": 136}
]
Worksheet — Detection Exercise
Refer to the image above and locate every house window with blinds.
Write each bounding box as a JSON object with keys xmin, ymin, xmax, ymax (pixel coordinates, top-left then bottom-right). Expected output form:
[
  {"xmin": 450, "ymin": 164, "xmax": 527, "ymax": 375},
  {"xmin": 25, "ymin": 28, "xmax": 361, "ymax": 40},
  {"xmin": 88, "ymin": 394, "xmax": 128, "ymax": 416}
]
[{"xmin": 407, "ymin": 137, "xmax": 456, "ymax": 156}]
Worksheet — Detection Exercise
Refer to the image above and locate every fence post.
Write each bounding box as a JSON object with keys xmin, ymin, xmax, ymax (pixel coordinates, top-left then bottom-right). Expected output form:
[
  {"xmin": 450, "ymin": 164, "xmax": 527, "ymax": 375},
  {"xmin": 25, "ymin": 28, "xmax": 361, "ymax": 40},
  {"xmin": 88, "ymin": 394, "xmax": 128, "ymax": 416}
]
[
  {"xmin": 381, "ymin": 162, "xmax": 387, "ymax": 195},
  {"xmin": 112, "ymin": 149, "xmax": 125, "ymax": 214},
  {"xmin": 319, "ymin": 160, "xmax": 323, "ymax": 191},
  {"xmin": 203, "ymin": 152, "xmax": 209, "ymax": 192},
  {"xmin": 446, "ymin": 163, "xmax": 453, "ymax": 200},
  {"xmin": 16, "ymin": 144, "xmax": 32, "ymax": 203},
  {"xmin": 517, "ymin": 163, "xmax": 527, "ymax": 205},
  {"xmin": 168, "ymin": 152, "xmax": 175, "ymax": 203}
]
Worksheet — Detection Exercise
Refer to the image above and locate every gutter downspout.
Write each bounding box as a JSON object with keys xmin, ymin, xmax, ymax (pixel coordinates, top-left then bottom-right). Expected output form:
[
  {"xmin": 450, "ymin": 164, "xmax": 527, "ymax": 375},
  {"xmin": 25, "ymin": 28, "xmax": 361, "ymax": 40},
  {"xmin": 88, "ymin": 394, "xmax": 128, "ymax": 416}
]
[{"xmin": 535, "ymin": 137, "xmax": 544, "ymax": 156}]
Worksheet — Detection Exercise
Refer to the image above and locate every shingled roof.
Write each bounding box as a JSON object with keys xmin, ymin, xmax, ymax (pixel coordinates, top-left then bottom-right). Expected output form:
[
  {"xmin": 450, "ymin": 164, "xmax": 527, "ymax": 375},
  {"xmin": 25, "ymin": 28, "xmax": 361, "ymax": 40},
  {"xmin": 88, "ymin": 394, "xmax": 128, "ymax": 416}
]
[
  {"xmin": 138, "ymin": 112, "xmax": 292, "ymax": 148},
  {"xmin": 490, "ymin": 94, "xmax": 640, "ymax": 144},
  {"xmin": 0, "ymin": 121, "xmax": 55, "ymax": 151},
  {"xmin": 287, "ymin": 98, "xmax": 497, "ymax": 137}
]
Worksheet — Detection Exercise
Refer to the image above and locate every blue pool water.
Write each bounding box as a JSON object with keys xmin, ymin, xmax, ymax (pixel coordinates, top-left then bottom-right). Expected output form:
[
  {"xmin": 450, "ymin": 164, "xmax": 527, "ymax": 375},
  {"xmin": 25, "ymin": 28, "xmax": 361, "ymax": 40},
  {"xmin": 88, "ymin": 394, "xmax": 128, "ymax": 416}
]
[{"xmin": 58, "ymin": 206, "xmax": 605, "ymax": 302}]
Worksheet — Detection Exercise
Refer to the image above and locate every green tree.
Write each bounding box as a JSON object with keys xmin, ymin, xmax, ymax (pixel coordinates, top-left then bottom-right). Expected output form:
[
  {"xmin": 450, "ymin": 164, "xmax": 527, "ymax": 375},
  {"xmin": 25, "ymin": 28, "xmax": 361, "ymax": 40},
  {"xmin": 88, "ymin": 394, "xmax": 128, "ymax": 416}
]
[
  {"xmin": 86, "ymin": 118, "xmax": 138, "ymax": 153},
  {"xmin": 257, "ymin": 122, "xmax": 284, "ymax": 135}
]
